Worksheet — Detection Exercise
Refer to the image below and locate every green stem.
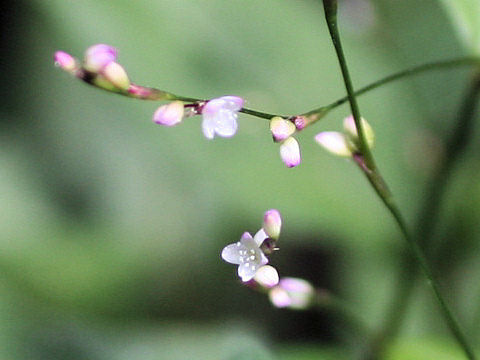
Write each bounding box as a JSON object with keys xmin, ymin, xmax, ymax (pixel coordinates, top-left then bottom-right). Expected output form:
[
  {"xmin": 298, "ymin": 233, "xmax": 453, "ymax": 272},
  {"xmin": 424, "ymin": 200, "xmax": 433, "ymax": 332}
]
[
  {"xmin": 322, "ymin": 0, "xmax": 376, "ymax": 170},
  {"xmin": 321, "ymin": 0, "xmax": 476, "ymax": 358},
  {"xmin": 80, "ymin": 56, "xmax": 480, "ymax": 126},
  {"xmin": 302, "ymin": 57, "xmax": 480, "ymax": 126},
  {"xmin": 369, "ymin": 72, "xmax": 480, "ymax": 357}
]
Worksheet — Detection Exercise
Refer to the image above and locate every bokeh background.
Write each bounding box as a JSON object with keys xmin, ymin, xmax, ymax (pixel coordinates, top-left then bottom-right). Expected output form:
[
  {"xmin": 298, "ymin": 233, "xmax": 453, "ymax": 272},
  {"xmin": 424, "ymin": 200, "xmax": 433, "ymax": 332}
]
[{"xmin": 2, "ymin": 0, "xmax": 480, "ymax": 359}]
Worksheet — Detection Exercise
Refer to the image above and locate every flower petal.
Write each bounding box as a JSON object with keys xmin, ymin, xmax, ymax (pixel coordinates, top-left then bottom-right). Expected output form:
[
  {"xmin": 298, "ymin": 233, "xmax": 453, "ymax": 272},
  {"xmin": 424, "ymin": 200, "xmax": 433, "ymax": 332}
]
[
  {"xmin": 221, "ymin": 242, "xmax": 244, "ymax": 265},
  {"xmin": 213, "ymin": 109, "xmax": 238, "ymax": 137},
  {"xmin": 202, "ymin": 117, "xmax": 216, "ymax": 139},
  {"xmin": 238, "ymin": 261, "xmax": 259, "ymax": 282},
  {"xmin": 253, "ymin": 228, "xmax": 268, "ymax": 247},
  {"xmin": 221, "ymin": 96, "xmax": 244, "ymax": 111}
]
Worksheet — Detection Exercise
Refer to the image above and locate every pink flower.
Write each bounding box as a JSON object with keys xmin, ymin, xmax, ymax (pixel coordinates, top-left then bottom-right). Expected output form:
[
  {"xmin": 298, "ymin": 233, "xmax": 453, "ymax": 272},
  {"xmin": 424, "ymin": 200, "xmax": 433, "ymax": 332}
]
[{"xmin": 201, "ymin": 96, "xmax": 244, "ymax": 139}]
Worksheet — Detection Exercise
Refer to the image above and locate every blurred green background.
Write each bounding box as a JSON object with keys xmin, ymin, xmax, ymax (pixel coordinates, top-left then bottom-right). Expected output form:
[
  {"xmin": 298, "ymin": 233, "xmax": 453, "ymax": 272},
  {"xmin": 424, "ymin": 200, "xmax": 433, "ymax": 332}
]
[{"xmin": 2, "ymin": 0, "xmax": 480, "ymax": 359}]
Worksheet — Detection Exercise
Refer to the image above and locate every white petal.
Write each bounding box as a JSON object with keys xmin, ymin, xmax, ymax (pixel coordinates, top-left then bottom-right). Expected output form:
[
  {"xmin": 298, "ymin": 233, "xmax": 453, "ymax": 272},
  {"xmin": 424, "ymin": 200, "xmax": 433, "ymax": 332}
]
[
  {"xmin": 221, "ymin": 96, "xmax": 244, "ymax": 111},
  {"xmin": 202, "ymin": 117, "xmax": 215, "ymax": 139},
  {"xmin": 213, "ymin": 110, "xmax": 238, "ymax": 137},
  {"xmin": 221, "ymin": 242, "xmax": 244, "ymax": 265},
  {"xmin": 238, "ymin": 261, "xmax": 258, "ymax": 282},
  {"xmin": 253, "ymin": 228, "xmax": 268, "ymax": 246}
]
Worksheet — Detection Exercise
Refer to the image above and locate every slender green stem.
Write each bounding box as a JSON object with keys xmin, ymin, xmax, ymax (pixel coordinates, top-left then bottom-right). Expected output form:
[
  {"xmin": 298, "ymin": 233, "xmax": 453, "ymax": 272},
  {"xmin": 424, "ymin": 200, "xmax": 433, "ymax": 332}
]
[
  {"xmin": 369, "ymin": 72, "xmax": 480, "ymax": 357},
  {"xmin": 322, "ymin": 0, "xmax": 376, "ymax": 170},
  {"xmin": 302, "ymin": 57, "xmax": 480, "ymax": 126},
  {"xmin": 321, "ymin": 0, "xmax": 476, "ymax": 358}
]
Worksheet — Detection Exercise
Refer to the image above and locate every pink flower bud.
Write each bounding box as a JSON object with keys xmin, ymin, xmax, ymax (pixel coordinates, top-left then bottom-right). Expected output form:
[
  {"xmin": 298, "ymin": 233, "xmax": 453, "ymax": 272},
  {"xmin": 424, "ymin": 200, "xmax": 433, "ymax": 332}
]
[
  {"xmin": 279, "ymin": 137, "xmax": 301, "ymax": 168},
  {"xmin": 314, "ymin": 131, "xmax": 353, "ymax": 157},
  {"xmin": 269, "ymin": 277, "xmax": 315, "ymax": 310},
  {"xmin": 84, "ymin": 44, "xmax": 117, "ymax": 73},
  {"xmin": 254, "ymin": 265, "xmax": 279, "ymax": 288},
  {"xmin": 54, "ymin": 51, "xmax": 77, "ymax": 73},
  {"xmin": 153, "ymin": 101, "xmax": 184, "ymax": 126},
  {"xmin": 101, "ymin": 62, "xmax": 130, "ymax": 90},
  {"xmin": 270, "ymin": 117, "xmax": 296, "ymax": 142},
  {"xmin": 263, "ymin": 209, "xmax": 282, "ymax": 239}
]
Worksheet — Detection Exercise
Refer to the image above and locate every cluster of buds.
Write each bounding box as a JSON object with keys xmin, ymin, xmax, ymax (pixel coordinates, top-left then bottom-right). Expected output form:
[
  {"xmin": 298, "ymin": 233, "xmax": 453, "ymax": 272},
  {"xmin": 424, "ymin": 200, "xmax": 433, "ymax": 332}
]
[
  {"xmin": 315, "ymin": 115, "xmax": 375, "ymax": 157},
  {"xmin": 54, "ymin": 44, "xmax": 130, "ymax": 93},
  {"xmin": 270, "ymin": 117, "xmax": 305, "ymax": 168},
  {"xmin": 221, "ymin": 210, "xmax": 316, "ymax": 311},
  {"xmin": 221, "ymin": 209, "xmax": 282, "ymax": 283},
  {"xmin": 54, "ymin": 44, "xmax": 245, "ymax": 140}
]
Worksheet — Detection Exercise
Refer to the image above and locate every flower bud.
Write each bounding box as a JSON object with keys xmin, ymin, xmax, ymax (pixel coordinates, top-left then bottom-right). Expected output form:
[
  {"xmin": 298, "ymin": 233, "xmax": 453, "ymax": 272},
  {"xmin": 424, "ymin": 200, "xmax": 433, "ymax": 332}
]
[
  {"xmin": 83, "ymin": 44, "xmax": 117, "ymax": 73},
  {"xmin": 279, "ymin": 137, "xmax": 301, "ymax": 168},
  {"xmin": 153, "ymin": 101, "xmax": 184, "ymax": 126},
  {"xmin": 101, "ymin": 62, "xmax": 130, "ymax": 90},
  {"xmin": 54, "ymin": 51, "xmax": 78, "ymax": 73},
  {"xmin": 343, "ymin": 115, "xmax": 374, "ymax": 149},
  {"xmin": 314, "ymin": 131, "xmax": 353, "ymax": 157},
  {"xmin": 254, "ymin": 265, "xmax": 279, "ymax": 288},
  {"xmin": 269, "ymin": 277, "xmax": 315, "ymax": 310},
  {"xmin": 270, "ymin": 117, "xmax": 296, "ymax": 142},
  {"xmin": 263, "ymin": 209, "xmax": 282, "ymax": 240}
]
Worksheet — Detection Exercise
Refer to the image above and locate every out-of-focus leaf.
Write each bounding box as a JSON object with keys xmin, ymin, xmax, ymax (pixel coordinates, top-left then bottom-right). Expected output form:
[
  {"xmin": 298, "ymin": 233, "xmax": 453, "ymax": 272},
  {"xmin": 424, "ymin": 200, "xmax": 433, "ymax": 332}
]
[{"xmin": 384, "ymin": 337, "xmax": 467, "ymax": 360}]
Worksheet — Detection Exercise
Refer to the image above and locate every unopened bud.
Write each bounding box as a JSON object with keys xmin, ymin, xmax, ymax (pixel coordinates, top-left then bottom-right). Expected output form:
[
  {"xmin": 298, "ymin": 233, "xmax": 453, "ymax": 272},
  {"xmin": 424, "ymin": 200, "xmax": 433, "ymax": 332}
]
[
  {"xmin": 101, "ymin": 62, "xmax": 130, "ymax": 90},
  {"xmin": 263, "ymin": 209, "xmax": 282, "ymax": 240},
  {"xmin": 279, "ymin": 137, "xmax": 301, "ymax": 168},
  {"xmin": 54, "ymin": 51, "xmax": 78, "ymax": 73},
  {"xmin": 153, "ymin": 101, "xmax": 184, "ymax": 126},
  {"xmin": 84, "ymin": 44, "xmax": 117, "ymax": 73},
  {"xmin": 343, "ymin": 115, "xmax": 374, "ymax": 149},
  {"xmin": 254, "ymin": 265, "xmax": 279, "ymax": 288},
  {"xmin": 315, "ymin": 131, "xmax": 353, "ymax": 157},
  {"xmin": 269, "ymin": 277, "xmax": 315, "ymax": 310},
  {"xmin": 270, "ymin": 117, "xmax": 296, "ymax": 142}
]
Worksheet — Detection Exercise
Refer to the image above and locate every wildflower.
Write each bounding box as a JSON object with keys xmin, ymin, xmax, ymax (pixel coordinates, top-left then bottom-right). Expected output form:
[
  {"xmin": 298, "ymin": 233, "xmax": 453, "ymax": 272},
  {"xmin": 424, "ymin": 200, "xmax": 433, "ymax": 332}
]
[
  {"xmin": 201, "ymin": 96, "xmax": 244, "ymax": 139},
  {"xmin": 153, "ymin": 101, "xmax": 185, "ymax": 126},
  {"xmin": 221, "ymin": 229, "xmax": 269, "ymax": 282},
  {"xmin": 279, "ymin": 137, "xmax": 301, "ymax": 168},
  {"xmin": 269, "ymin": 277, "xmax": 315, "ymax": 310}
]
